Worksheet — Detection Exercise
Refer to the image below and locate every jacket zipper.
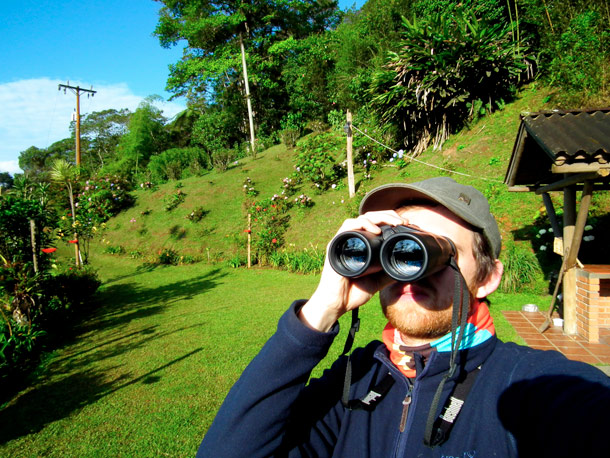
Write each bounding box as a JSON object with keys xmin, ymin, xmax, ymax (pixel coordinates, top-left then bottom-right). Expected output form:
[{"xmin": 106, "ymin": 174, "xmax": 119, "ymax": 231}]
[{"xmin": 399, "ymin": 394, "xmax": 412, "ymax": 432}]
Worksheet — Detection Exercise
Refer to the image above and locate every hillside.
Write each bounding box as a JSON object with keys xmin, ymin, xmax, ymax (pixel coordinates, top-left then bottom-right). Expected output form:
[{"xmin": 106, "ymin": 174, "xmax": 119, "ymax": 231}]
[{"xmin": 95, "ymin": 84, "xmax": 609, "ymax": 273}]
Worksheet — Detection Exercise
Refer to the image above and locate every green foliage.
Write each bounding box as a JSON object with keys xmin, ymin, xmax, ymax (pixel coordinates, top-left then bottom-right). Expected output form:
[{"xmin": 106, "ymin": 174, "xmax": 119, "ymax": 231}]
[
  {"xmin": 242, "ymin": 177, "xmax": 258, "ymax": 198},
  {"xmin": 500, "ymin": 243, "xmax": 543, "ymax": 293},
  {"xmin": 185, "ymin": 206, "xmax": 209, "ymax": 223},
  {"xmin": 155, "ymin": 0, "xmax": 340, "ymax": 137},
  {"xmin": 104, "ymin": 98, "xmax": 168, "ymax": 179},
  {"xmin": 147, "ymin": 147, "xmax": 210, "ymax": 182},
  {"xmin": 0, "ymin": 194, "xmax": 55, "ymax": 268},
  {"xmin": 211, "ymin": 148, "xmax": 238, "ymax": 172},
  {"xmin": 78, "ymin": 108, "xmax": 131, "ymax": 171},
  {"xmin": 279, "ymin": 128, "xmax": 301, "ymax": 148},
  {"xmin": 0, "ymin": 258, "xmax": 100, "ymax": 383},
  {"xmin": 163, "ymin": 188, "xmax": 186, "ymax": 211},
  {"xmin": 268, "ymin": 246, "xmax": 325, "ymax": 274},
  {"xmin": 369, "ymin": 10, "xmax": 529, "ymax": 155},
  {"xmin": 294, "ymin": 132, "xmax": 347, "ymax": 191},
  {"xmin": 248, "ymin": 196, "xmax": 292, "ymax": 263},
  {"xmin": 157, "ymin": 248, "xmax": 181, "ymax": 265},
  {"xmin": 549, "ymin": 10, "xmax": 610, "ymax": 101}
]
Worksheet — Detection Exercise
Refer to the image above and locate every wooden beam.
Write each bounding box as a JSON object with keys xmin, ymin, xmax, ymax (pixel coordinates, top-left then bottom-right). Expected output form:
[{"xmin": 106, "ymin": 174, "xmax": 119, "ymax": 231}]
[
  {"xmin": 535, "ymin": 172, "xmax": 599, "ymax": 194},
  {"xmin": 552, "ymin": 164, "xmax": 610, "ymax": 174}
]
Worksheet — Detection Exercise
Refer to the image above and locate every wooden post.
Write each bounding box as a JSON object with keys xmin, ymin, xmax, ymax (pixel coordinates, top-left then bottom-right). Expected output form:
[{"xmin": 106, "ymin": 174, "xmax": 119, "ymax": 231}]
[
  {"xmin": 247, "ymin": 213, "xmax": 252, "ymax": 268},
  {"xmin": 29, "ymin": 219, "xmax": 38, "ymax": 273},
  {"xmin": 563, "ymin": 185, "xmax": 577, "ymax": 334},
  {"xmin": 346, "ymin": 110, "xmax": 355, "ymax": 198}
]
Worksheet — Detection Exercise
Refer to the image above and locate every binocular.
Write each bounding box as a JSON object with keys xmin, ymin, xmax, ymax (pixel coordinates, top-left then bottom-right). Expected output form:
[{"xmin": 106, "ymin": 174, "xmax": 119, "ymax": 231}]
[{"xmin": 328, "ymin": 225, "xmax": 456, "ymax": 282}]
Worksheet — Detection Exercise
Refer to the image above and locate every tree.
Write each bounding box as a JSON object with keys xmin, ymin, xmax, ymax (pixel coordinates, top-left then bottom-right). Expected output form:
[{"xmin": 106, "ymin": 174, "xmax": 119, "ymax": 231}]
[
  {"xmin": 18, "ymin": 139, "xmax": 75, "ymax": 180},
  {"xmin": 78, "ymin": 108, "xmax": 131, "ymax": 170},
  {"xmin": 0, "ymin": 172, "xmax": 13, "ymax": 191},
  {"xmin": 49, "ymin": 159, "xmax": 81, "ymax": 267},
  {"xmin": 102, "ymin": 98, "xmax": 167, "ymax": 178},
  {"xmin": 154, "ymin": 0, "xmax": 340, "ymax": 139}
]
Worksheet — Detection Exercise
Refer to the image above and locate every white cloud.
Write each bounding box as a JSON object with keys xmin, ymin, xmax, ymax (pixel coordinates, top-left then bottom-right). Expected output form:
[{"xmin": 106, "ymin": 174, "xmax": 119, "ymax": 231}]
[{"xmin": 0, "ymin": 78, "xmax": 186, "ymax": 174}]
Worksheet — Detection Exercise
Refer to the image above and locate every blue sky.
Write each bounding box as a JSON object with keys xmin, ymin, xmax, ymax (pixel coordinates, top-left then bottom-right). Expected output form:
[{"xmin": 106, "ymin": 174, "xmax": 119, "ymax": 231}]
[{"xmin": 0, "ymin": 0, "xmax": 364, "ymax": 175}]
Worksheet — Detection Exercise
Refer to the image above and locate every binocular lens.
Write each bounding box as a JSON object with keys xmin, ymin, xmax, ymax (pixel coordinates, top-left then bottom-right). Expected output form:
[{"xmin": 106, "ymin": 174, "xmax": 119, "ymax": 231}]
[
  {"xmin": 339, "ymin": 237, "xmax": 368, "ymax": 271},
  {"xmin": 389, "ymin": 239, "xmax": 424, "ymax": 277}
]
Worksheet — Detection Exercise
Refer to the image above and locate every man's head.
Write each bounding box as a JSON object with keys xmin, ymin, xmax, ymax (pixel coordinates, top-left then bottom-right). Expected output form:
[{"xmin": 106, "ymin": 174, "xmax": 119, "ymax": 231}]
[
  {"xmin": 359, "ymin": 177, "xmax": 503, "ymax": 342},
  {"xmin": 360, "ymin": 176, "xmax": 501, "ymax": 286}
]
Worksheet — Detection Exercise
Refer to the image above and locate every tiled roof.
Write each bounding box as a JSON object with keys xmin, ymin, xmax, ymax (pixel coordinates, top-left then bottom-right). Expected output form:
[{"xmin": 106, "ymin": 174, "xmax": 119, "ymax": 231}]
[{"xmin": 505, "ymin": 109, "xmax": 610, "ymax": 188}]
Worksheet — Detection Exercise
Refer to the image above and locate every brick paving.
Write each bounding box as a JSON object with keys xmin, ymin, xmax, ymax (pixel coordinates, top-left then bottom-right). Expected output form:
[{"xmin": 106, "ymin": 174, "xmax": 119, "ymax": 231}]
[{"xmin": 503, "ymin": 310, "xmax": 610, "ymax": 366}]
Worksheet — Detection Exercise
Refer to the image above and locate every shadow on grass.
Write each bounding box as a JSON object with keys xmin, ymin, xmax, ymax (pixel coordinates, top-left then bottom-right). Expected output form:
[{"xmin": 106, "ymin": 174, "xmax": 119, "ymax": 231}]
[
  {"xmin": 102, "ymin": 262, "xmax": 161, "ymax": 285},
  {"xmin": 0, "ymin": 348, "xmax": 203, "ymax": 445},
  {"xmin": 80, "ymin": 267, "xmax": 226, "ymax": 334},
  {"xmin": 52, "ymin": 323, "xmax": 206, "ymax": 375}
]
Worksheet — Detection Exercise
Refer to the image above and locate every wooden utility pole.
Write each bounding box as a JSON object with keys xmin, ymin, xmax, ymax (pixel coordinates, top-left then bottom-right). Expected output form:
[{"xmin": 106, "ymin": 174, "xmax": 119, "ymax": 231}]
[
  {"xmin": 58, "ymin": 82, "xmax": 96, "ymax": 166},
  {"xmin": 346, "ymin": 110, "xmax": 355, "ymax": 198}
]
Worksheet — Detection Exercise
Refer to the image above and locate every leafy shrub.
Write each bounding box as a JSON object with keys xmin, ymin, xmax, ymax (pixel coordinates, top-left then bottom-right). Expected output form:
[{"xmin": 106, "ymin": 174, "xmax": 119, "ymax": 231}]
[
  {"xmin": 279, "ymin": 128, "xmax": 301, "ymax": 148},
  {"xmin": 157, "ymin": 248, "xmax": 180, "ymax": 265},
  {"xmin": 147, "ymin": 147, "xmax": 210, "ymax": 182},
  {"xmin": 104, "ymin": 245, "xmax": 125, "ymax": 255},
  {"xmin": 0, "ymin": 194, "xmax": 55, "ymax": 267},
  {"xmin": 211, "ymin": 148, "xmax": 236, "ymax": 172},
  {"xmin": 248, "ymin": 197, "xmax": 291, "ymax": 263},
  {"xmin": 186, "ymin": 206, "xmax": 209, "ymax": 223},
  {"xmin": 1, "ymin": 264, "xmax": 100, "ymax": 383},
  {"xmin": 305, "ymin": 120, "xmax": 328, "ymax": 133},
  {"xmin": 294, "ymin": 132, "xmax": 347, "ymax": 191},
  {"xmin": 549, "ymin": 10, "xmax": 610, "ymax": 101},
  {"xmin": 164, "ymin": 189, "xmax": 186, "ymax": 211},
  {"xmin": 500, "ymin": 243, "xmax": 542, "ymax": 293},
  {"xmin": 242, "ymin": 177, "xmax": 259, "ymax": 198},
  {"xmin": 268, "ymin": 246, "xmax": 325, "ymax": 274},
  {"xmin": 369, "ymin": 10, "xmax": 530, "ymax": 155}
]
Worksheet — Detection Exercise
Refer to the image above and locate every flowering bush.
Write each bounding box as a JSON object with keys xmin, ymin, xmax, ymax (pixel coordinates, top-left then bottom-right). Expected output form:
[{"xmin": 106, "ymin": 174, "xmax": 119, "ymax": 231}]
[
  {"xmin": 281, "ymin": 177, "xmax": 298, "ymax": 196},
  {"xmin": 248, "ymin": 197, "xmax": 291, "ymax": 263},
  {"xmin": 242, "ymin": 177, "xmax": 259, "ymax": 197},
  {"xmin": 294, "ymin": 194, "xmax": 314, "ymax": 209},
  {"xmin": 294, "ymin": 132, "xmax": 347, "ymax": 191},
  {"xmin": 186, "ymin": 206, "xmax": 209, "ymax": 223}
]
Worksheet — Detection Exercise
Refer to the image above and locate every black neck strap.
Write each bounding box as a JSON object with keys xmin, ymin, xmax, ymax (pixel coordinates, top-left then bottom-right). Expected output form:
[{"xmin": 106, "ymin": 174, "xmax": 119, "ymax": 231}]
[{"xmin": 423, "ymin": 257, "xmax": 471, "ymax": 447}]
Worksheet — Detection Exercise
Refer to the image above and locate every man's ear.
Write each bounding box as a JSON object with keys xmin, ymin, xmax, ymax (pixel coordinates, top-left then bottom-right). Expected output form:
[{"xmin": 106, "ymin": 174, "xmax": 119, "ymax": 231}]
[{"xmin": 475, "ymin": 260, "xmax": 503, "ymax": 299}]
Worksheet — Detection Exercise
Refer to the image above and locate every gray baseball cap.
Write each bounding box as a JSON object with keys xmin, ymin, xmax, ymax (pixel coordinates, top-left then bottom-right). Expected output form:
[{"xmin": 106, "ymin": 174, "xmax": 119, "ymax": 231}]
[{"xmin": 359, "ymin": 177, "xmax": 501, "ymax": 258}]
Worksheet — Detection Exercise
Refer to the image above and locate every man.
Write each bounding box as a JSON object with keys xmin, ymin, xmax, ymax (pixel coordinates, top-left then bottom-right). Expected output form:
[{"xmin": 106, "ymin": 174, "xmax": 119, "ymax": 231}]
[{"xmin": 198, "ymin": 177, "xmax": 610, "ymax": 457}]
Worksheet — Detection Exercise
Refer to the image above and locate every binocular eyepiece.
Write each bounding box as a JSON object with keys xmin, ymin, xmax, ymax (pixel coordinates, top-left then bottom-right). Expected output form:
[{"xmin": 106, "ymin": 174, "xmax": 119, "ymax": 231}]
[{"xmin": 328, "ymin": 225, "xmax": 456, "ymax": 282}]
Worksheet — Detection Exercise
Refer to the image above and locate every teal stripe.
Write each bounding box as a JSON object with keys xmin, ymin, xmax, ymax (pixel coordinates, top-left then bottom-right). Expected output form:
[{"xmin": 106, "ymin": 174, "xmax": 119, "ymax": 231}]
[{"xmin": 432, "ymin": 324, "xmax": 493, "ymax": 352}]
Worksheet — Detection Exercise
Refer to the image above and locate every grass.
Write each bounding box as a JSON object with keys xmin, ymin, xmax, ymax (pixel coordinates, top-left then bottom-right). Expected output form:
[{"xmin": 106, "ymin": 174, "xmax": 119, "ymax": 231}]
[{"xmin": 0, "ymin": 251, "xmax": 549, "ymax": 457}]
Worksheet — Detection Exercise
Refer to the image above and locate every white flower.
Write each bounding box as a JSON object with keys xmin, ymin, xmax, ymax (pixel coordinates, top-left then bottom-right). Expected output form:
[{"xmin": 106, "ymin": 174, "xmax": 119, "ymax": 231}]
[
  {"xmin": 331, "ymin": 184, "xmax": 336, "ymax": 189},
  {"xmin": 540, "ymin": 245, "xmax": 547, "ymax": 251},
  {"xmin": 398, "ymin": 149, "xmax": 404, "ymax": 158},
  {"xmin": 584, "ymin": 235, "xmax": 595, "ymax": 242},
  {"xmin": 538, "ymin": 229, "xmax": 547, "ymax": 235},
  {"xmin": 389, "ymin": 158, "xmax": 394, "ymax": 162}
]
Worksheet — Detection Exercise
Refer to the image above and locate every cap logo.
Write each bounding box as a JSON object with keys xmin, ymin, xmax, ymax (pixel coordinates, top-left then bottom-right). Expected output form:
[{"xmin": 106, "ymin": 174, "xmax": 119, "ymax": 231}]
[{"xmin": 458, "ymin": 193, "xmax": 471, "ymax": 205}]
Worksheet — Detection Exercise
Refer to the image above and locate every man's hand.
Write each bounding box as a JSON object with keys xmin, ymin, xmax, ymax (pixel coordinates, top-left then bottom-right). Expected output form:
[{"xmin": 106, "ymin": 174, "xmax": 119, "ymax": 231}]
[{"xmin": 299, "ymin": 211, "xmax": 408, "ymax": 332}]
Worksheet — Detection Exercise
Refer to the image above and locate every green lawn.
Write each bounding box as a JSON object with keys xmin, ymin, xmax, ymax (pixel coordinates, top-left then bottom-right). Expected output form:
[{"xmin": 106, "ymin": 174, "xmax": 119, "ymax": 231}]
[{"xmin": 0, "ymin": 253, "xmax": 547, "ymax": 457}]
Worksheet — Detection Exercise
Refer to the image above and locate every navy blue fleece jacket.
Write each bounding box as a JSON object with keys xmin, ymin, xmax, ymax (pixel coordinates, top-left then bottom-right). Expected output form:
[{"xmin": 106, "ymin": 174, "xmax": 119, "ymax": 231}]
[{"xmin": 197, "ymin": 301, "xmax": 610, "ymax": 457}]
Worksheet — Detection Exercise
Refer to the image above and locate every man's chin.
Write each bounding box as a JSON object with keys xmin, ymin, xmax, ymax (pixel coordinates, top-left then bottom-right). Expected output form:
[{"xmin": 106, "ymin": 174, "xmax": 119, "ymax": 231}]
[{"xmin": 381, "ymin": 301, "xmax": 453, "ymax": 342}]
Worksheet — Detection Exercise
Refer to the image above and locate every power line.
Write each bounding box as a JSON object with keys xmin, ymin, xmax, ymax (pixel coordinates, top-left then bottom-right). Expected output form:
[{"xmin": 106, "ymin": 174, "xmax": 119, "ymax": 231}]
[{"xmin": 351, "ymin": 124, "xmax": 503, "ymax": 184}]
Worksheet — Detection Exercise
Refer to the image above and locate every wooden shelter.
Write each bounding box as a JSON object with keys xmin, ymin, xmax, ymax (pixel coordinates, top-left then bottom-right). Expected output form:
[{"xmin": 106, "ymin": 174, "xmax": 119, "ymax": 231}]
[{"xmin": 505, "ymin": 108, "xmax": 610, "ymax": 338}]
